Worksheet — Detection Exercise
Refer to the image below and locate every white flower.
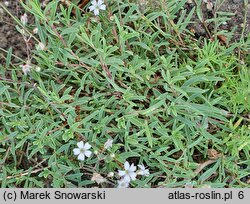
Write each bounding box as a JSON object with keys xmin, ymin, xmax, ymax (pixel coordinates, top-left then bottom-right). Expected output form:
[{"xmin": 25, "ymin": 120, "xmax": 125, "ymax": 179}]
[
  {"xmin": 104, "ymin": 139, "xmax": 113, "ymax": 149},
  {"xmin": 137, "ymin": 164, "xmax": 150, "ymax": 177},
  {"xmin": 89, "ymin": 0, "xmax": 106, "ymax": 16},
  {"xmin": 20, "ymin": 64, "xmax": 31, "ymax": 75},
  {"xmin": 118, "ymin": 161, "xmax": 137, "ymax": 183},
  {"xmin": 20, "ymin": 13, "xmax": 28, "ymax": 25},
  {"xmin": 110, "ymin": 153, "xmax": 115, "ymax": 158},
  {"xmin": 117, "ymin": 178, "xmax": 129, "ymax": 188},
  {"xmin": 73, "ymin": 141, "xmax": 92, "ymax": 161}
]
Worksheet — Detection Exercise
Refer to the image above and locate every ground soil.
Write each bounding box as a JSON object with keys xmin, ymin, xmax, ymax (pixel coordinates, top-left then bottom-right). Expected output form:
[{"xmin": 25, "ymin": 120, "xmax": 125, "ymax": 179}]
[
  {"xmin": 187, "ymin": 0, "xmax": 250, "ymax": 41},
  {"xmin": 0, "ymin": 0, "xmax": 28, "ymax": 64}
]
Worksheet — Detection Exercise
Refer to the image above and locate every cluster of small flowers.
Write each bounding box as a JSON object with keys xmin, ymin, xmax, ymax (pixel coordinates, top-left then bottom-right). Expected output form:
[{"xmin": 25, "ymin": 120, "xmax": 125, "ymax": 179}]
[
  {"xmin": 117, "ymin": 161, "xmax": 150, "ymax": 188},
  {"xmin": 73, "ymin": 140, "xmax": 150, "ymax": 188},
  {"xmin": 19, "ymin": 12, "xmax": 44, "ymax": 75}
]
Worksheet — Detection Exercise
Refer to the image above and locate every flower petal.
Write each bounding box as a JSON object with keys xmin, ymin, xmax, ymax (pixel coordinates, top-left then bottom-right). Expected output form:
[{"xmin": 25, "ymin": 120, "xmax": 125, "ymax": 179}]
[
  {"xmin": 93, "ymin": 9, "xmax": 99, "ymax": 16},
  {"xmin": 84, "ymin": 142, "xmax": 91, "ymax": 150},
  {"xmin": 144, "ymin": 170, "xmax": 150, "ymax": 176},
  {"xmin": 97, "ymin": 0, "xmax": 104, "ymax": 5},
  {"xmin": 89, "ymin": 5, "xmax": 95, "ymax": 11},
  {"xmin": 77, "ymin": 141, "xmax": 84, "ymax": 149},
  {"xmin": 130, "ymin": 163, "xmax": 136, "ymax": 172},
  {"xmin": 130, "ymin": 172, "xmax": 137, "ymax": 181},
  {"xmin": 117, "ymin": 179, "xmax": 129, "ymax": 188},
  {"xmin": 123, "ymin": 175, "xmax": 131, "ymax": 183},
  {"xmin": 118, "ymin": 170, "xmax": 126, "ymax": 177},
  {"xmin": 124, "ymin": 161, "xmax": 130, "ymax": 170},
  {"xmin": 138, "ymin": 164, "xmax": 145, "ymax": 170},
  {"xmin": 99, "ymin": 4, "xmax": 106, "ymax": 10},
  {"xmin": 84, "ymin": 150, "xmax": 92, "ymax": 157},
  {"xmin": 91, "ymin": 0, "xmax": 98, "ymax": 6},
  {"xmin": 78, "ymin": 153, "xmax": 85, "ymax": 161},
  {"xmin": 73, "ymin": 148, "xmax": 80, "ymax": 155}
]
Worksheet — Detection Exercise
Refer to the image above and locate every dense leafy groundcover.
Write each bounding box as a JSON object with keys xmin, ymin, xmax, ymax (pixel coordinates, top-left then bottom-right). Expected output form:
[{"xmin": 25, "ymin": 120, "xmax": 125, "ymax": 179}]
[{"xmin": 0, "ymin": 0, "xmax": 249, "ymax": 187}]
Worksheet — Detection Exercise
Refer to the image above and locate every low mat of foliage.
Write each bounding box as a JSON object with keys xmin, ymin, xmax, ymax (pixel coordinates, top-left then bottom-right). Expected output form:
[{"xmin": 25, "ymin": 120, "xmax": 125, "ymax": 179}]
[{"xmin": 0, "ymin": 0, "xmax": 250, "ymax": 187}]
